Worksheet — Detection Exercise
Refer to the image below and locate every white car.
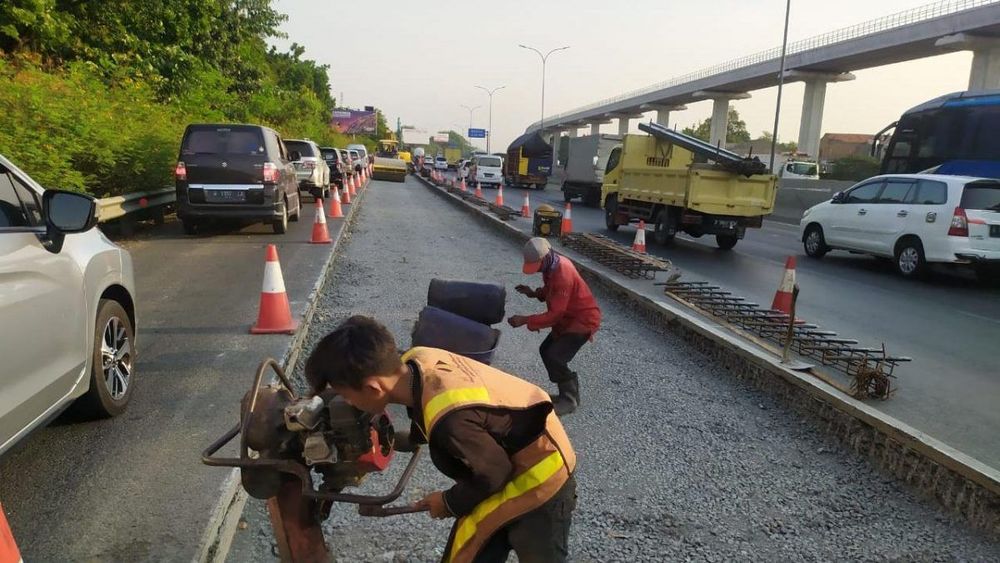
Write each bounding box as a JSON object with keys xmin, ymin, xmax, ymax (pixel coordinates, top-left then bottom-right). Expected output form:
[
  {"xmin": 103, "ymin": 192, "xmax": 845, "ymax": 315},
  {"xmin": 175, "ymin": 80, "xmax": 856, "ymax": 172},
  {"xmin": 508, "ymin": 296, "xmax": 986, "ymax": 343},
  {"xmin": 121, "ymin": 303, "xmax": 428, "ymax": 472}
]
[
  {"xmin": 800, "ymin": 173, "xmax": 1000, "ymax": 280},
  {"xmin": 471, "ymin": 155, "xmax": 504, "ymax": 188},
  {"xmin": 434, "ymin": 156, "xmax": 449, "ymax": 171},
  {"xmin": 0, "ymin": 155, "xmax": 138, "ymax": 456}
]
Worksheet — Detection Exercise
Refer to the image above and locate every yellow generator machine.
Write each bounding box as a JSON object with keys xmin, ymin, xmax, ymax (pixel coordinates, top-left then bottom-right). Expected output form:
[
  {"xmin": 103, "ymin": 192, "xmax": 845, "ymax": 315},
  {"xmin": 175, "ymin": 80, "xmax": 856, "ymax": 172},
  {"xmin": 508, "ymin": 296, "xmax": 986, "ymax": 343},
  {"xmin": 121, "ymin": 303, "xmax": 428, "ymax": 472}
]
[
  {"xmin": 601, "ymin": 122, "xmax": 777, "ymax": 250},
  {"xmin": 372, "ymin": 139, "xmax": 407, "ymax": 182}
]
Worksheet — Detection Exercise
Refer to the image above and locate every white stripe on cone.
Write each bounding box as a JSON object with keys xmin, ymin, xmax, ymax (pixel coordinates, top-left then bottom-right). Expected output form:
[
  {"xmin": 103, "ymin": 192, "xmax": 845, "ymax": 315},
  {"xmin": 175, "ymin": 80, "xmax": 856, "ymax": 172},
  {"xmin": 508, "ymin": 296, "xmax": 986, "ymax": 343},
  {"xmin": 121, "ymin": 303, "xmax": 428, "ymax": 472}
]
[
  {"xmin": 262, "ymin": 261, "xmax": 286, "ymax": 293},
  {"xmin": 778, "ymin": 268, "xmax": 795, "ymax": 292}
]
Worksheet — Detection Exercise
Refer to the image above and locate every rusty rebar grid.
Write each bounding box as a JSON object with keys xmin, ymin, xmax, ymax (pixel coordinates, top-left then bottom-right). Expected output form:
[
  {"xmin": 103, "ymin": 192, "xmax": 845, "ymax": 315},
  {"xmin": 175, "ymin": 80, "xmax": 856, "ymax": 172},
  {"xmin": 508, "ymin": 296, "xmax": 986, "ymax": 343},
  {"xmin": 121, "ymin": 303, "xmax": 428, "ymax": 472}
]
[
  {"xmin": 661, "ymin": 280, "xmax": 908, "ymax": 399},
  {"xmin": 487, "ymin": 203, "xmax": 519, "ymax": 220},
  {"xmin": 561, "ymin": 233, "xmax": 673, "ymax": 280}
]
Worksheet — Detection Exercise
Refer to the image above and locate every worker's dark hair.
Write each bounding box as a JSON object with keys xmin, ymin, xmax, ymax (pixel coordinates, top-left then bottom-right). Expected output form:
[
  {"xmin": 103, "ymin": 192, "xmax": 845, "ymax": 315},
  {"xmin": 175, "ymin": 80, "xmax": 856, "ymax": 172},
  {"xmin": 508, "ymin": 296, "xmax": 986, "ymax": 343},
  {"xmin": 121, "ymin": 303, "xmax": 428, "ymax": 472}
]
[{"xmin": 305, "ymin": 316, "xmax": 402, "ymax": 392}]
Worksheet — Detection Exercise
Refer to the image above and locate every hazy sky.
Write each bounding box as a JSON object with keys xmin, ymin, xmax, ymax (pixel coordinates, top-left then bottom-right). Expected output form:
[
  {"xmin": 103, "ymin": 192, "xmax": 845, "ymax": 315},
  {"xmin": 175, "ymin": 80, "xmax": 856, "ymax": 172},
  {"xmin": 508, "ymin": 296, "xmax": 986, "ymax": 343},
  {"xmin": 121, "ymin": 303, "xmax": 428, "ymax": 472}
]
[{"xmin": 271, "ymin": 0, "xmax": 974, "ymax": 150}]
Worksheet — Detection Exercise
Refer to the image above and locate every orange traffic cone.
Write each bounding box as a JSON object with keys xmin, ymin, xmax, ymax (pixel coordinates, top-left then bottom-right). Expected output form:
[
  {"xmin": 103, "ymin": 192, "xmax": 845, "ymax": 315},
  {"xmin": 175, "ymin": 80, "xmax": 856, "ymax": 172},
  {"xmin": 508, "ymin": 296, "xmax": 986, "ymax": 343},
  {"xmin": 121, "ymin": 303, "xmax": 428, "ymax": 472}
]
[
  {"xmin": 561, "ymin": 203, "xmax": 573, "ymax": 235},
  {"xmin": 495, "ymin": 184, "xmax": 505, "ymax": 207},
  {"xmin": 475, "ymin": 182, "xmax": 483, "ymax": 199},
  {"xmin": 632, "ymin": 220, "xmax": 647, "ymax": 253},
  {"xmin": 361, "ymin": 167, "xmax": 368, "ymax": 186},
  {"xmin": 250, "ymin": 244, "xmax": 297, "ymax": 334},
  {"xmin": 310, "ymin": 199, "xmax": 332, "ymax": 244},
  {"xmin": 771, "ymin": 256, "xmax": 797, "ymax": 314},
  {"xmin": 328, "ymin": 186, "xmax": 344, "ymax": 218},
  {"xmin": 0, "ymin": 502, "xmax": 21, "ymax": 563},
  {"xmin": 341, "ymin": 182, "xmax": 351, "ymax": 204},
  {"xmin": 349, "ymin": 174, "xmax": 358, "ymax": 197},
  {"xmin": 521, "ymin": 192, "xmax": 531, "ymax": 218},
  {"xmin": 461, "ymin": 177, "xmax": 468, "ymax": 192}
]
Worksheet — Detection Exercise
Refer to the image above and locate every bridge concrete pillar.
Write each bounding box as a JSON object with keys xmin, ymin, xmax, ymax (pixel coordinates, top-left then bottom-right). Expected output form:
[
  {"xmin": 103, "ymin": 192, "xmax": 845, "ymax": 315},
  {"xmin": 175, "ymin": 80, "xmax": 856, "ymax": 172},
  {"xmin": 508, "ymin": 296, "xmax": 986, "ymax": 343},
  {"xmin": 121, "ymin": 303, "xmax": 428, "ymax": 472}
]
[
  {"xmin": 550, "ymin": 131, "xmax": 563, "ymax": 167},
  {"xmin": 566, "ymin": 128, "xmax": 578, "ymax": 138},
  {"xmin": 617, "ymin": 117, "xmax": 630, "ymax": 136},
  {"xmin": 693, "ymin": 92, "xmax": 750, "ymax": 149},
  {"xmin": 709, "ymin": 99, "xmax": 730, "ymax": 149},
  {"xmin": 797, "ymin": 80, "xmax": 827, "ymax": 159},
  {"xmin": 589, "ymin": 122, "xmax": 602, "ymax": 135},
  {"xmin": 970, "ymin": 44, "xmax": 1000, "ymax": 90}
]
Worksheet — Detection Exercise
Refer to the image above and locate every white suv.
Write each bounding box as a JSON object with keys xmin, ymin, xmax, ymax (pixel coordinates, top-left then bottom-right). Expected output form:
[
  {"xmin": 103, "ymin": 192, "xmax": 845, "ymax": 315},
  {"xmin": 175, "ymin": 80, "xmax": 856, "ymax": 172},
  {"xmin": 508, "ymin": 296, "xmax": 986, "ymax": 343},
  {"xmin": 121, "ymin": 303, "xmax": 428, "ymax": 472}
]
[
  {"xmin": 471, "ymin": 155, "xmax": 504, "ymax": 188},
  {"xmin": 0, "ymin": 155, "xmax": 138, "ymax": 456},
  {"xmin": 800, "ymin": 173, "xmax": 1000, "ymax": 280}
]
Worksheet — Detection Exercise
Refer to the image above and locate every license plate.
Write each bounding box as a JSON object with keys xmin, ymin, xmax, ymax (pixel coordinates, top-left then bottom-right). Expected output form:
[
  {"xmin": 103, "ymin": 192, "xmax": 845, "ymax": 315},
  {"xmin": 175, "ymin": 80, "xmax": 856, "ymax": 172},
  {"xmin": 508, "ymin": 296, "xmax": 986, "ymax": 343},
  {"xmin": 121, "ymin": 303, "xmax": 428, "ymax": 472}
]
[
  {"xmin": 991, "ymin": 225, "xmax": 1000, "ymax": 238},
  {"xmin": 715, "ymin": 220, "xmax": 737, "ymax": 230},
  {"xmin": 206, "ymin": 189, "xmax": 246, "ymax": 203},
  {"xmin": 485, "ymin": 173, "xmax": 494, "ymax": 178}
]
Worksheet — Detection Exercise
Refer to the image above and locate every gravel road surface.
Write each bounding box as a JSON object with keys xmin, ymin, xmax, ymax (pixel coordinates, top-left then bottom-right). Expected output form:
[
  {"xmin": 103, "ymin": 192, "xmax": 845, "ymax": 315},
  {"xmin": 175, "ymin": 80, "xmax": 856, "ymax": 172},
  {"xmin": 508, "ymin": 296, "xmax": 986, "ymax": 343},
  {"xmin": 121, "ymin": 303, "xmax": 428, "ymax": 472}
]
[{"xmin": 228, "ymin": 176, "xmax": 998, "ymax": 562}]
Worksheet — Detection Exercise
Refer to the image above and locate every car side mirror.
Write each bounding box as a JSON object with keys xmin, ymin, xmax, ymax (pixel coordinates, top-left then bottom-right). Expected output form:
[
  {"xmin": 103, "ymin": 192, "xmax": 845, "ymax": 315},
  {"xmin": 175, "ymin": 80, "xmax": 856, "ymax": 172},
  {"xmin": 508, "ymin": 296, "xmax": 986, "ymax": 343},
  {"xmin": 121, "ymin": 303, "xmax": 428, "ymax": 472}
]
[
  {"xmin": 289, "ymin": 151, "xmax": 301, "ymax": 162},
  {"xmin": 42, "ymin": 190, "xmax": 98, "ymax": 253},
  {"xmin": 831, "ymin": 191, "xmax": 846, "ymax": 204}
]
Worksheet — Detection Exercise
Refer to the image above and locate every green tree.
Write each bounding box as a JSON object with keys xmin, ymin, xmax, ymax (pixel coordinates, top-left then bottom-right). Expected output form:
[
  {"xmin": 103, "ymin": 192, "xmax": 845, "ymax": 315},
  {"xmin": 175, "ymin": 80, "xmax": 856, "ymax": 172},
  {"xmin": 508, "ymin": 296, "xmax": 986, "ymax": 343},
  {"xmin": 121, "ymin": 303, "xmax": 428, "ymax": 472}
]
[{"xmin": 681, "ymin": 107, "xmax": 751, "ymax": 145}]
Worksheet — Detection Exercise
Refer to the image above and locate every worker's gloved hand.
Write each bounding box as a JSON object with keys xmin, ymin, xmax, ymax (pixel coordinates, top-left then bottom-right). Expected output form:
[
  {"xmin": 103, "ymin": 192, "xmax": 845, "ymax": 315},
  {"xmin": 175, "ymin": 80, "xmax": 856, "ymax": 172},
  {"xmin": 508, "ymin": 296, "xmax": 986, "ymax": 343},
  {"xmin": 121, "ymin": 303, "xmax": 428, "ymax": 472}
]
[
  {"xmin": 416, "ymin": 491, "xmax": 452, "ymax": 519},
  {"xmin": 514, "ymin": 285, "xmax": 536, "ymax": 298},
  {"xmin": 507, "ymin": 315, "xmax": 528, "ymax": 328}
]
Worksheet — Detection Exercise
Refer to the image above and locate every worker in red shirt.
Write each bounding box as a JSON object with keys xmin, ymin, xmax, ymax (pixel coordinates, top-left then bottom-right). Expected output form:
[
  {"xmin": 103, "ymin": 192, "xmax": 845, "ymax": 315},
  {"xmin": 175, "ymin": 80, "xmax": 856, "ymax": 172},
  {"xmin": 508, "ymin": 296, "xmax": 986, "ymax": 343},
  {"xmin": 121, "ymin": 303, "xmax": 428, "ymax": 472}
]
[{"xmin": 508, "ymin": 237, "xmax": 601, "ymax": 415}]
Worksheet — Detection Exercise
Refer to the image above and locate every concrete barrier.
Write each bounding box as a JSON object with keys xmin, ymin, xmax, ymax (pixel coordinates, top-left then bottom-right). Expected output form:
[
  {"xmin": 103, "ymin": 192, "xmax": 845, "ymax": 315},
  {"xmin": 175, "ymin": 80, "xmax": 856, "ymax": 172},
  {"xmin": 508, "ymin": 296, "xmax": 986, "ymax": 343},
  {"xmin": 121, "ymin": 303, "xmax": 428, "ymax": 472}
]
[
  {"xmin": 415, "ymin": 173, "xmax": 1000, "ymax": 534},
  {"xmin": 772, "ymin": 179, "xmax": 855, "ymax": 225}
]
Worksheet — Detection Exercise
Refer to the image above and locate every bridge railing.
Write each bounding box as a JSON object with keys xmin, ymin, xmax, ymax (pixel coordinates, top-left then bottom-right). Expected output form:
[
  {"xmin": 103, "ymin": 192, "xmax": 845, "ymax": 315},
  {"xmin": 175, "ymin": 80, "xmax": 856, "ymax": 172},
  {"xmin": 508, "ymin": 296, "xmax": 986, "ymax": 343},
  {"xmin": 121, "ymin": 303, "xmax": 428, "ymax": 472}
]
[{"xmin": 535, "ymin": 0, "xmax": 997, "ymax": 128}]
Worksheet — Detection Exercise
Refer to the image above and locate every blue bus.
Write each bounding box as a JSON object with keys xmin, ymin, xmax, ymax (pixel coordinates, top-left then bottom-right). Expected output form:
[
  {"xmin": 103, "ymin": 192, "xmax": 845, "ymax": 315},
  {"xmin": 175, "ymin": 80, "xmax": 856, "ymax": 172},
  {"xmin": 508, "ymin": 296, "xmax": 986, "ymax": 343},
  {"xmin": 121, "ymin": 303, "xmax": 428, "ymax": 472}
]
[{"xmin": 875, "ymin": 90, "xmax": 1000, "ymax": 179}]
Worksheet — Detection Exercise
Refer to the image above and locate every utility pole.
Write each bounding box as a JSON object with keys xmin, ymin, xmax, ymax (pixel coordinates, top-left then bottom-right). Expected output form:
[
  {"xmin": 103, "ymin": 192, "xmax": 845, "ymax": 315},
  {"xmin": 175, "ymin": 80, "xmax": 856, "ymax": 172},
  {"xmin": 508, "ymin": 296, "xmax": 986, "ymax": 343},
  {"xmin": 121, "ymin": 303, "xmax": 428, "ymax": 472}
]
[
  {"xmin": 460, "ymin": 104, "xmax": 480, "ymax": 137},
  {"xmin": 518, "ymin": 44, "xmax": 570, "ymax": 132},
  {"xmin": 475, "ymin": 85, "xmax": 506, "ymax": 153},
  {"xmin": 769, "ymin": 0, "xmax": 792, "ymax": 174}
]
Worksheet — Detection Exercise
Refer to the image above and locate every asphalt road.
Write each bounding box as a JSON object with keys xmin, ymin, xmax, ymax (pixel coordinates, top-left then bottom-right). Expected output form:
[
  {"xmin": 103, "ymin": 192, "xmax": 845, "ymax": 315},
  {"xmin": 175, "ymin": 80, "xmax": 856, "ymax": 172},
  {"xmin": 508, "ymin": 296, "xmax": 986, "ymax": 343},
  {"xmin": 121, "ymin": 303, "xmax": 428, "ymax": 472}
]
[
  {"xmin": 511, "ymin": 183, "xmax": 1000, "ymax": 469},
  {"xmin": 228, "ymin": 175, "xmax": 998, "ymax": 561},
  {"xmin": 0, "ymin": 193, "xmax": 355, "ymax": 561}
]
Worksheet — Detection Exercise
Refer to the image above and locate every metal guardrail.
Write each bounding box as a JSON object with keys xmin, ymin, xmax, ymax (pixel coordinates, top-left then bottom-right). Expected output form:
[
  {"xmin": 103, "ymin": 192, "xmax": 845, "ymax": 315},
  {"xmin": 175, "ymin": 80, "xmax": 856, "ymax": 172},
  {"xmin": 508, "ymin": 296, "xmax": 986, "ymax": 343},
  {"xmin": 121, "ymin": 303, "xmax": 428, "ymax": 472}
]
[
  {"xmin": 533, "ymin": 0, "xmax": 998, "ymax": 128},
  {"xmin": 97, "ymin": 188, "xmax": 175, "ymax": 223}
]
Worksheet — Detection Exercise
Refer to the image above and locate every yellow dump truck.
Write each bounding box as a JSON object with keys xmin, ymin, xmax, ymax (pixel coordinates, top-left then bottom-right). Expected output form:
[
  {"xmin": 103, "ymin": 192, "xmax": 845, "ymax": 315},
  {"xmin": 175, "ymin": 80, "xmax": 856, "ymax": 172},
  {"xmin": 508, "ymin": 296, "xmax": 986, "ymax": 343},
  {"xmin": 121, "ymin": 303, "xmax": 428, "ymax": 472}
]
[
  {"xmin": 372, "ymin": 139, "xmax": 407, "ymax": 182},
  {"xmin": 602, "ymin": 123, "xmax": 777, "ymax": 250}
]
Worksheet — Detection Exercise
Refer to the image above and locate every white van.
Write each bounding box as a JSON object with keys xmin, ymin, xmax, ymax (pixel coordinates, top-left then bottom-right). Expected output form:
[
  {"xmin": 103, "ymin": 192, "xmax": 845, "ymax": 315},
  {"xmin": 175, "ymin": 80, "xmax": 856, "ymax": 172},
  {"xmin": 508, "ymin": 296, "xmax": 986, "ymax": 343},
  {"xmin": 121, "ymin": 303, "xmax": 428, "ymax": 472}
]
[
  {"xmin": 800, "ymin": 173, "xmax": 1000, "ymax": 280},
  {"xmin": 471, "ymin": 155, "xmax": 503, "ymax": 188}
]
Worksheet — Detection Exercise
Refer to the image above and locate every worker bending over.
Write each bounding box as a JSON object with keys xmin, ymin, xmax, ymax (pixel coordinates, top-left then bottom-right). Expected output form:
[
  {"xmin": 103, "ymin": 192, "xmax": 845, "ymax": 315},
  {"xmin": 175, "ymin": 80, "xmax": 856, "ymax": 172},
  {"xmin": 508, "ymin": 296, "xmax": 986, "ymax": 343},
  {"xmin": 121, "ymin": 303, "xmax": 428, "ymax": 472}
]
[
  {"xmin": 305, "ymin": 316, "xmax": 578, "ymax": 563},
  {"xmin": 508, "ymin": 237, "xmax": 601, "ymax": 415}
]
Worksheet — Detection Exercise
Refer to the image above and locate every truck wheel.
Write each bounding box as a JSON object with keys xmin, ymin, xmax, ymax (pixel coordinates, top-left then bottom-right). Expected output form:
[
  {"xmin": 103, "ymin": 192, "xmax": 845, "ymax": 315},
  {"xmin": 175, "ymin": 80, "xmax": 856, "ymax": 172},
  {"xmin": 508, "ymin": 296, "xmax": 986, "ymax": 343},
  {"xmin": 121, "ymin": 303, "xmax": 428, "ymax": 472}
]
[
  {"xmin": 653, "ymin": 209, "xmax": 676, "ymax": 245},
  {"xmin": 716, "ymin": 234, "xmax": 739, "ymax": 250},
  {"xmin": 604, "ymin": 193, "xmax": 620, "ymax": 232}
]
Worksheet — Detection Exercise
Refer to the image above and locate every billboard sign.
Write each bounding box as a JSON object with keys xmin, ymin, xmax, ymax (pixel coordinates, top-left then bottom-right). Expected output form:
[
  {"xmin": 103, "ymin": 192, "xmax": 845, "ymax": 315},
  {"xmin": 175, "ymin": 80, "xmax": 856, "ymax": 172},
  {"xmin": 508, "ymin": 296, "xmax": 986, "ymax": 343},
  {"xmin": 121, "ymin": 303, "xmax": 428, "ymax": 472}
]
[
  {"xmin": 401, "ymin": 128, "xmax": 429, "ymax": 145},
  {"xmin": 330, "ymin": 109, "xmax": 376, "ymax": 134},
  {"xmin": 468, "ymin": 128, "xmax": 487, "ymax": 138},
  {"xmin": 431, "ymin": 133, "xmax": 450, "ymax": 143}
]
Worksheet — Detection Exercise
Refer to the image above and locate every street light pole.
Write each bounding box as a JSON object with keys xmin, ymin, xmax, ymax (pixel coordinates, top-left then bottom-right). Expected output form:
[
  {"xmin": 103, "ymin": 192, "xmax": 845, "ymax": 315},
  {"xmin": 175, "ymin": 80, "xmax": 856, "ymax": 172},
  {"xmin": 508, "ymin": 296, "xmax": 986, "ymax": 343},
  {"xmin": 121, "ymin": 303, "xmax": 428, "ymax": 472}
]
[
  {"xmin": 769, "ymin": 0, "xmax": 792, "ymax": 174},
  {"xmin": 518, "ymin": 44, "xmax": 569, "ymax": 132},
  {"xmin": 460, "ymin": 104, "xmax": 480, "ymax": 136},
  {"xmin": 475, "ymin": 85, "xmax": 506, "ymax": 153}
]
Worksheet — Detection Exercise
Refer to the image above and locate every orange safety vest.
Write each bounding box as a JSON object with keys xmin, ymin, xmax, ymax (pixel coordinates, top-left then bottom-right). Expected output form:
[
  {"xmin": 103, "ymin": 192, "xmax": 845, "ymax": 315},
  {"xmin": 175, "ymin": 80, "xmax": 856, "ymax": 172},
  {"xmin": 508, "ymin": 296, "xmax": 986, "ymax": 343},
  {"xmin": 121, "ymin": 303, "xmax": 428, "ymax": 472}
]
[{"xmin": 401, "ymin": 347, "xmax": 577, "ymax": 563}]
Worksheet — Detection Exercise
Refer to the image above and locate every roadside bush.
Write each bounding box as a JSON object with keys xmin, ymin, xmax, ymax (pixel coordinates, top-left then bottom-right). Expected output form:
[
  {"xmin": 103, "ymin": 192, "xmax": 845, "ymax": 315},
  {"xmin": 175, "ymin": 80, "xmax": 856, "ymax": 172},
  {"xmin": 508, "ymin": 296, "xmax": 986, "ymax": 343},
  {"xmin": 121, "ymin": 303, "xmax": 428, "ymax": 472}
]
[
  {"xmin": 825, "ymin": 156, "xmax": 881, "ymax": 181},
  {"xmin": 0, "ymin": 57, "xmax": 190, "ymax": 196}
]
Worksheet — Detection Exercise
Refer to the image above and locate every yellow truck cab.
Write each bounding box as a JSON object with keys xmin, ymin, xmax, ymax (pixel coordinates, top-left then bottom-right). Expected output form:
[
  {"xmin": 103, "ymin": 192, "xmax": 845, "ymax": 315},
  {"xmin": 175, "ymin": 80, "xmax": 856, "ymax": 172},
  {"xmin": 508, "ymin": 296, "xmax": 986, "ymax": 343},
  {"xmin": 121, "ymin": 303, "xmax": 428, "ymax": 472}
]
[{"xmin": 602, "ymin": 125, "xmax": 777, "ymax": 250}]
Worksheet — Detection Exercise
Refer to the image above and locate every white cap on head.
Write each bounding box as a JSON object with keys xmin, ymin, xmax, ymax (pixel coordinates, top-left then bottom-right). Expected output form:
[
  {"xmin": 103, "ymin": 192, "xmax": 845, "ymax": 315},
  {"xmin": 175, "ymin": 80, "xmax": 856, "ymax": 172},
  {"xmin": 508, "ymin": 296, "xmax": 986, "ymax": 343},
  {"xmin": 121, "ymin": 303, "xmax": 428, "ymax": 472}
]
[{"xmin": 522, "ymin": 237, "xmax": 552, "ymax": 274}]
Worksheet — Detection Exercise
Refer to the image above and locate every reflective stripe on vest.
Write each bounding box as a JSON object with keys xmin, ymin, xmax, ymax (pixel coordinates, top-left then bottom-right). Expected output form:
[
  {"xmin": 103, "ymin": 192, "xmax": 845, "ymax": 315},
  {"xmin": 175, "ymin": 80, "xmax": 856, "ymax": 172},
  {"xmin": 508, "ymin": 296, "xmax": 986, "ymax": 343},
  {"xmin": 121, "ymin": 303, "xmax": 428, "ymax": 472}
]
[
  {"xmin": 423, "ymin": 386, "xmax": 490, "ymax": 431},
  {"xmin": 448, "ymin": 451, "xmax": 565, "ymax": 563}
]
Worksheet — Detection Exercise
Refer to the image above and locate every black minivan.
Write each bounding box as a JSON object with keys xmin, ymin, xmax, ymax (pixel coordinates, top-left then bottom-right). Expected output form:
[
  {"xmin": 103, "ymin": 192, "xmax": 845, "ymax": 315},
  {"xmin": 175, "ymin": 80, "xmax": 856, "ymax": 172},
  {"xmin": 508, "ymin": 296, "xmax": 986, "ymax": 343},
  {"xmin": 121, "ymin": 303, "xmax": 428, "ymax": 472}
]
[{"xmin": 175, "ymin": 124, "xmax": 302, "ymax": 235}]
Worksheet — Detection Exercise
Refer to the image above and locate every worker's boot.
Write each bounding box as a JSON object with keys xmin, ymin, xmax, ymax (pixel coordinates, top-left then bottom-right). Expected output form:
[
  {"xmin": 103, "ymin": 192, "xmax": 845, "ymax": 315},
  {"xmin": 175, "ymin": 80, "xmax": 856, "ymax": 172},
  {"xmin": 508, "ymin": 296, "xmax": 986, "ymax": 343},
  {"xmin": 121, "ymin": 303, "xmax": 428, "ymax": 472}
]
[{"xmin": 550, "ymin": 378, "xmax": 580, "ymax": 416}]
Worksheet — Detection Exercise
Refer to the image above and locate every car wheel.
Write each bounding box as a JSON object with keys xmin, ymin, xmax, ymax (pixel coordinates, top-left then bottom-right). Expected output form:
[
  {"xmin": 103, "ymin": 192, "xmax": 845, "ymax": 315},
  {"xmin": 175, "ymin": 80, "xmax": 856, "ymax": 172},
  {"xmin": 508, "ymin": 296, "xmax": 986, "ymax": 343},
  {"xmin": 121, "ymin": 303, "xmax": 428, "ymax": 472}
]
[
  {"xmin": 653, "ymin": 208, "xmax": 676, "ymax": 245},
  {"xmin": 273, "ymin": 200, "xmax": 289, "ymax": 234},
  {"xmin": 181, "ymin": 219, "xmax": 199, "ymax": 235},
  {"xmin": 604, "ymin": 193, "xmax": 620, "ymax": 232},
  {"xmin": 803, "ymin": 225, "xmax": 828, "ymax": 258},
  {"xmin": 78, "ymin": 299, "xmax": 135, "ymax": 418},
  {"xmin": 895, "ymin": 238, "xmax": 926, "ymax": 279},
  {"xmin": 716, "ymin": 234, "xmax": 738, "ymax": 250},
  {"xmin": 289, "ymin": 195, "xmax": 301, "ymax": 222}
]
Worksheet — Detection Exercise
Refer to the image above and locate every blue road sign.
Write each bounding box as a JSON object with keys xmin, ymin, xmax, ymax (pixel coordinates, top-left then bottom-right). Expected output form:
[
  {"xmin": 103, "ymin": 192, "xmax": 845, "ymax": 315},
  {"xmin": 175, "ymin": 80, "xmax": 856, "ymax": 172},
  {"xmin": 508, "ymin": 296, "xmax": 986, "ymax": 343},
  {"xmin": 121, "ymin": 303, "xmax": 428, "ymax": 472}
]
[{"xmin": 468, "ymin": 128, "xmax": 487, "ymax": 138}]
